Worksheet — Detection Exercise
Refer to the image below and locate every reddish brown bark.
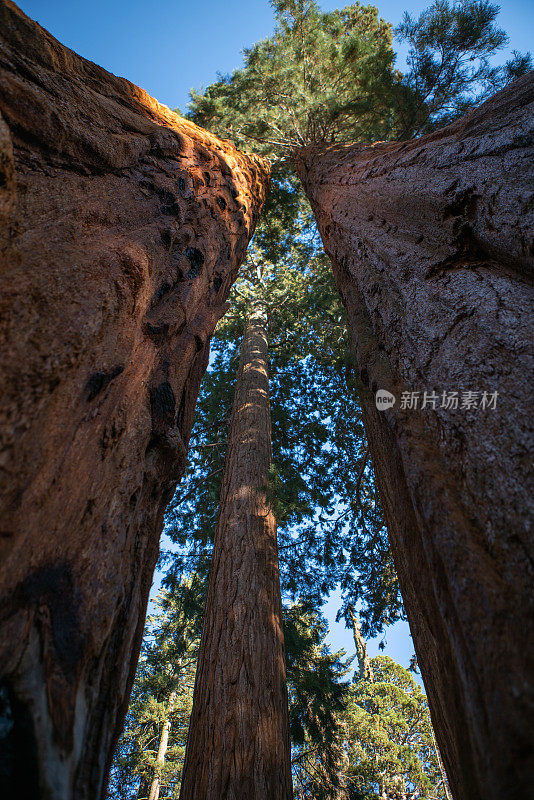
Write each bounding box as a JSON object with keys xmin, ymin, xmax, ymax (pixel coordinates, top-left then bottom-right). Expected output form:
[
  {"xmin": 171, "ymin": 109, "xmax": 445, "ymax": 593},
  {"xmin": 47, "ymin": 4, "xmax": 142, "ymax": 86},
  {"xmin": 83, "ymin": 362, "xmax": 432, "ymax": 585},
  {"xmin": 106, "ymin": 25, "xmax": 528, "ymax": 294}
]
[
  {"xmin": 296, "ymin": 75, "xmax": 534, "ymax": 800},
  {"xmin": 0, "ymin": 2, "xmax": 268, "ymax": 797},
  {"xmin": 179, "ymin": 308, "xmax": 293, "ymax": 800}
]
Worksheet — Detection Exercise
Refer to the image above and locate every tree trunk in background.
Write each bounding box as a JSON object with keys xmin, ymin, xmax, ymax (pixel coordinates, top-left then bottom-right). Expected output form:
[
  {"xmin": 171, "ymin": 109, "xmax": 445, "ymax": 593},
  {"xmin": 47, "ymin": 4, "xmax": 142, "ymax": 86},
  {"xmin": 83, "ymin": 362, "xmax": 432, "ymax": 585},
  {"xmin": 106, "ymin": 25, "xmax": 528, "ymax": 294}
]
[
  {"xmin": 431, "ymin": 726, "xmax": 453, "ymax": 800},
  {"xmin": 137, "ymin": 778, "xmax": 151, "ymax": 800},
  {"xmin": 347, "ymin": 607, "xmax": 373, "ymax": 683},
  {"xmin": 148, "ymin": 692, "xmax": 177, "ymax": 800},
  {"xmin": 296, "ymin": 74, "xmax": 534, "ymax": 800},
  {"xmin": 179, "ymin": 308, "xmax": 293, "ymax": 800},
  {"xmin": 0, "ymin": 3, "xmax": 268, "ymax": 798}
]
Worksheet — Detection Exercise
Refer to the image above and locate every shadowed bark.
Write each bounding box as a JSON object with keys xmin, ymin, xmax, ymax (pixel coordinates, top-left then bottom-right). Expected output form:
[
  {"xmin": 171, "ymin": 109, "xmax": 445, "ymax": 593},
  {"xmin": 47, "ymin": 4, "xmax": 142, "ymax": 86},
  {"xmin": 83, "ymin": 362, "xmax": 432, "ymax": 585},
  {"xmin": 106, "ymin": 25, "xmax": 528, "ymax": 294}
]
[
  {"xmin": 179, "ymin": 308, "xmax": 293, "ymax": 800},
  {"xmin": 296, "ymin": 74, "xmax": 534, "ymax": 800},
  {"xmin": 0, "ymin": 2, "xmax": 268, "ymax": 797}
]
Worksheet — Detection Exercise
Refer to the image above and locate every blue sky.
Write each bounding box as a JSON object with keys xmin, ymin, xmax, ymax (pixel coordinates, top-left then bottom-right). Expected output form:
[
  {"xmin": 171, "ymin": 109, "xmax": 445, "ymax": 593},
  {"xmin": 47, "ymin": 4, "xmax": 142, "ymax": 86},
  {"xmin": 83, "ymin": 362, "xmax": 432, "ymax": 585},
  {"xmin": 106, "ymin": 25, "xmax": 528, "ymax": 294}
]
[
  {"xmin": 17, "ymin": 0, "xmax": 532, "ymax": 114},
  {"xmin": 15, "ymin": 0, "xmax": 530, "ymax": 677}
]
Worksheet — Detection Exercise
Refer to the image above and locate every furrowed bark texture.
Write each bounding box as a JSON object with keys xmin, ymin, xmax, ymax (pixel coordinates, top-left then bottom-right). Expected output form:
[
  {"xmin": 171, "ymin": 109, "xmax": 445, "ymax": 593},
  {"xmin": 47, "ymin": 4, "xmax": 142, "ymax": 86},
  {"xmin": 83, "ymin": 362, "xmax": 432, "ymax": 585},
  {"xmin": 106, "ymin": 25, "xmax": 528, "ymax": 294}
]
[
  {"xmin": 180, "ymin": 309, "xmax": 293, "ymax": 800},
  {"xmin": 296, "ymin": 74, "xmax": 534, "ymax": 800},
  {"xmin": 0, "ymin": 2, "xmax": 268, "ymax": 797}
]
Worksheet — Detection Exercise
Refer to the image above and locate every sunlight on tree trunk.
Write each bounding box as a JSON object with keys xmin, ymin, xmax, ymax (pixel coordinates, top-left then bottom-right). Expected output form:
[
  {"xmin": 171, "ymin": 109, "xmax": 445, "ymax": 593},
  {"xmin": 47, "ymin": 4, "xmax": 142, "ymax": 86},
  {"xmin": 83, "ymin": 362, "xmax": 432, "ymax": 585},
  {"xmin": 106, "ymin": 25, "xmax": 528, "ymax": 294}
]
[
  {"xmin": 348, "ymin": 606, "xmax": 373, "ymax": 683},
  {"xmin": 0, "ymin": 4, "xmax": 268, "ymax": 797},
  {"xmin": 148, "ymin": 692, "xmax": 177, "ymax": 800},
  {"xmin": 179, "ymin": 307, "xmax": 293, "ymax": 799}
]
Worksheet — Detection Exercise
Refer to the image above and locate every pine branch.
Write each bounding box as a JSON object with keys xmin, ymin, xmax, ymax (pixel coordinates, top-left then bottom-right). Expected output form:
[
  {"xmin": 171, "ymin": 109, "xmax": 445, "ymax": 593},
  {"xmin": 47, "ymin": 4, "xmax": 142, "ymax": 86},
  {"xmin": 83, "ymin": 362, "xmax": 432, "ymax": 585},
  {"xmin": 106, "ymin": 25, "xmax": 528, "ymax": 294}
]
[{"xmin": 333, "ymin": 447, "xmax": 370, "ymax": 522}]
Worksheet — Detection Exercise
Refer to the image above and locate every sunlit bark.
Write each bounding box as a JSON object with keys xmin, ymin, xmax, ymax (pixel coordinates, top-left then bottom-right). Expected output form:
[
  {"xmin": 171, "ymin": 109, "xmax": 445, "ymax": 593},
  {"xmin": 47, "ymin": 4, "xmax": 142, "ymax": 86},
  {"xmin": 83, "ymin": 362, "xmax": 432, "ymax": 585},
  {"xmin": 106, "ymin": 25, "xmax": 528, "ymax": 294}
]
[
  {"xmin": 0, "ymin": 3, "xmax": 268, "ymax": 797},
  {"xmin": 180, "ymin": 308, "xmax": 293, "ymax": 799}
]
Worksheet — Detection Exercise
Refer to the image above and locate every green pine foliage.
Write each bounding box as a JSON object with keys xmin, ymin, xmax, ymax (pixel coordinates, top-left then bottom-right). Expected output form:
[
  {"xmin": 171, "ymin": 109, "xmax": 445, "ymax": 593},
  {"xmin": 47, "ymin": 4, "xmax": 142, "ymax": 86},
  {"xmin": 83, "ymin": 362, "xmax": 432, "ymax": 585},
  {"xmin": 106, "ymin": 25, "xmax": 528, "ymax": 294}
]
[
  {"xmin": 189, "ymin": 1, "xmax": 398, "ymax": 154},
  {"xmin": 395, "ymin": 0, "xmax": 533, "ymax": 137},
  {"xmin": 162, "ymin": 188, "xmax": 403, "ymax": 636},
  {"xmin": 188, "ymin": 0, "xmax": 530, "ymax": 156},
  {"xmin": 346, "ymin": 656, "xmax": 448, "ymax": 800},
  {"xmin": 286, "ymin": 604, "xmax": 351, "ymax": 799},
  {"xmin": 107, "ymin": 582, "xmax": 201, "ymax": 799}
]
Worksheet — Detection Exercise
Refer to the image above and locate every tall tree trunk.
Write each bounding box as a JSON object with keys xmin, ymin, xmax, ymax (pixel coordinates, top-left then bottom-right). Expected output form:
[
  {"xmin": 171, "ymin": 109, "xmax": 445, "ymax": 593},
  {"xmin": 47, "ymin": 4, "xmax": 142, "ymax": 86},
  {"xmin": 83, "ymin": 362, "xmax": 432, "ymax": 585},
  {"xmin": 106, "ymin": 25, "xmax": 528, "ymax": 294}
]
[
  {"xmin": 0, "ymin": 3, "xmax": 268, "ymax": 798},
  {"xmin": 148, "ymin": 692, "xmax": 177, "ymax": 800},
  {"xmin": 347, "ymin": 606, "xmax": 373, "ymax": 683},
  {"xmin": 431, "ymin": 725, "xmax": 453, "ymax": 800},
  {"xmin": 296, "ymin": 74, "xmax": 534, "ymax": 800},
  {"xmin": 179, "ymin": 307, "xmax": 293, "ymax": 800}
]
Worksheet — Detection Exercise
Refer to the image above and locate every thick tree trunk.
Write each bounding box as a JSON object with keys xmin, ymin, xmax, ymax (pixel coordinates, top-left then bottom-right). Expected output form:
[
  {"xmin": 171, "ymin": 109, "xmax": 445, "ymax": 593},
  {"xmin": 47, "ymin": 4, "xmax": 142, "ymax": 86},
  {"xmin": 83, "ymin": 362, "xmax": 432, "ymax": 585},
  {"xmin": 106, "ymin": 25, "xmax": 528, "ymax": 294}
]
[
  {"xmin": 296, "ymin": 74, "xmax": 534, "ymax": 800},
  {"xmin": 0, "ymin": 3, "xmax": 268, "ymax": 798},
  {"xmin": 179, "ymin": 308, "xmax": 293, "ymax": 800}
]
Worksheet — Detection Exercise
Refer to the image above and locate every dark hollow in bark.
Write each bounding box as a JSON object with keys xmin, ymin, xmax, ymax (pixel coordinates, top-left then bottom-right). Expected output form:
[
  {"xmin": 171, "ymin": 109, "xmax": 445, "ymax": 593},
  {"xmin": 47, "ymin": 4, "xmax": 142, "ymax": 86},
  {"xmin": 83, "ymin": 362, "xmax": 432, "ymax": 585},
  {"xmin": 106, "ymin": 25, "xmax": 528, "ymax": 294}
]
[
  {"xmin": 296, "ymin": 74, "xmax": 534, "ymax": 800},
  {"xmin": 0, "ymin": 2, "xmax": 268, "ymax": 797},
  {"xmin": 179, "ymin": 309, "xmax": 293, "ymax": 800}
]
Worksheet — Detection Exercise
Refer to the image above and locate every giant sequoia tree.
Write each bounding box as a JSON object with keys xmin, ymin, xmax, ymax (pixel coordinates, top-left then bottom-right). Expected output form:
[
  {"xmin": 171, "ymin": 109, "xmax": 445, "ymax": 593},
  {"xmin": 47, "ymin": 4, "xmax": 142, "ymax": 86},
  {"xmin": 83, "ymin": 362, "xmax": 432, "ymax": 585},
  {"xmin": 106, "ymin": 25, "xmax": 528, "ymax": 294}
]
[
  {"xmin": 179, "ymin": 304, "xmax": 293, "ymax": 799},
  {"xmin": 174, "ymin": 223, "xmax": 358, "ymax": 796},
  {"xmin": 187, "ymin": 2, "xmax": 533, "ymax": 799},
  {"xmin": 296, "ymin": 74, "xmax": 534, "ymax": 800},
  {"xmin": 0, "ymin": 3, "xmax": 267, "ymax": 797}
]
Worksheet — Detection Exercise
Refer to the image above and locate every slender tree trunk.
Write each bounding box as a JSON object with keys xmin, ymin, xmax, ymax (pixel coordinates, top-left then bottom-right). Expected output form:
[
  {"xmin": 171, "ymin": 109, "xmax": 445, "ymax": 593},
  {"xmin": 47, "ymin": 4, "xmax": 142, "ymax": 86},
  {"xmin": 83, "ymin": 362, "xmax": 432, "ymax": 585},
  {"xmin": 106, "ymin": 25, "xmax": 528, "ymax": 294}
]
[
  {"xmin": 179, "ymin": 307, "xmax": 293, "ymax": 800},
  {"xmin": 431, "ymin": 725, "xmax": 453, "ymax": 800},
  {"xmin": 347, "ymin": 606, "xmax": 373, "ymax": 683},
  {"xmin": 0, "ymin": 3, "xmax": 268, "ymax": 798},
  {"xmin": 148, "ymin": 692, "xmax": 177, "ymax": 800},
  {"xmin": 296, "ymin": 74, "xmax": 534, "ymax": 800}
]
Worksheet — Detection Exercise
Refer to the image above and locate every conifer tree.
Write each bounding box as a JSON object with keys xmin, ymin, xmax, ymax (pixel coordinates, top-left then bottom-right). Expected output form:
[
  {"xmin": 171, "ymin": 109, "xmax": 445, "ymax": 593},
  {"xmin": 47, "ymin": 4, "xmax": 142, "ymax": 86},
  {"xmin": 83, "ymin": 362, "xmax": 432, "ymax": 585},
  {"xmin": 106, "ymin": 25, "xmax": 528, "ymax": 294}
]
[
  {"xmin": 285, "ymin": 604, "xmax": 350, "ymax": 800},
  {"xmin": 107, "ymin": 582, "xmax": 202, "ymax": 799},
  {"xmin": 185, "ymin": 5, "xmax": 533, "ymax": 799},
  {"xmin": 189, "ymin": 0, "xmax": 398, "ymax": 153},
  {"xmin": 395, "ymin": 0, "xmax": 532, "ymax": 137},
  {"xmin": 346, "ymin": 656, "xmax": 449, "ymax": 800},
  {"xmin": 179, "ymin": 297, "xmax": 293, "ymax": 799}
]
